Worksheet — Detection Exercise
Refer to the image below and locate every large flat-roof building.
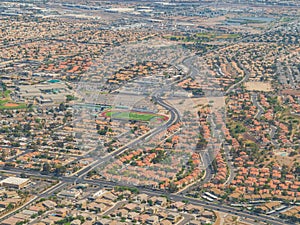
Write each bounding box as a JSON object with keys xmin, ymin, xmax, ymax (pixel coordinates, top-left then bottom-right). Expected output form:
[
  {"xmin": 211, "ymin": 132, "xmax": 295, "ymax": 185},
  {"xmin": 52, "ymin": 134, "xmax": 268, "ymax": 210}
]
[
  {"xmin": 15, "ymin": 80, "xmax": 71, "ymax": 104},
  {"xmin": 0, "ymin": 177, "xmax": 30, "ymax": 189}
]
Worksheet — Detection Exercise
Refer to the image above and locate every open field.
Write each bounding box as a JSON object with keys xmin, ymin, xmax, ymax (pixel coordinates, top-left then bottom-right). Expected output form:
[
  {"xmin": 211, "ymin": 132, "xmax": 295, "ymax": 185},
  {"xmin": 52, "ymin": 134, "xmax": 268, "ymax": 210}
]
[
  {"xmin": 0, "ymin": 92, "xmax": 27, "ymax": 110},
  {"xmin": 102, "ymin": 110, "xmax": 168, "ymax": 122},
  {"xmin": 244, "ymin": 81, "xmax": 273, "ymax": 92}
]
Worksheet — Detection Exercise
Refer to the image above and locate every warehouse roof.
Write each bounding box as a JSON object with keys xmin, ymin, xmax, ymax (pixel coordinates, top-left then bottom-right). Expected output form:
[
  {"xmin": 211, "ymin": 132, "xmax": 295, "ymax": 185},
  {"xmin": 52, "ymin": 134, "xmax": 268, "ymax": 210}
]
[{"xmin": 1, "ymin": 177, "xmax": 29, "ymax": 186}]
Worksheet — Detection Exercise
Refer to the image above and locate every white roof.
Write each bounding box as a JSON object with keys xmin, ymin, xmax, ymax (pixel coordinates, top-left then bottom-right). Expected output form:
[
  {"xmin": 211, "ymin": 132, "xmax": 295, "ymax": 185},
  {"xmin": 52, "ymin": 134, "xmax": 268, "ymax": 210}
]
[{"xmin": 1, "ymin": 177, "xmax": 29, "ymax": 185}]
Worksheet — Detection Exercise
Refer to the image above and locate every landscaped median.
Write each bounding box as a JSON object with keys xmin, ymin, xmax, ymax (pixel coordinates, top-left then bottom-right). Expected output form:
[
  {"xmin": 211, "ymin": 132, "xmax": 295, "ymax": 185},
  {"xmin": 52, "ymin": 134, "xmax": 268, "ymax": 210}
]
[{"xmin": 101, "ymin": 109, "xmax": 168, "ymax": 122}]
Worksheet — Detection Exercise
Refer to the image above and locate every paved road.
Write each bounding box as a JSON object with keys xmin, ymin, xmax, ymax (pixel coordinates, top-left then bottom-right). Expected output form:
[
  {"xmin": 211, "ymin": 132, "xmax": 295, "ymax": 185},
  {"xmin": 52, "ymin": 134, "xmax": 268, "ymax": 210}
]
[
  {"xmin": 0, "ymin": 94, "xmax": 182, "ymax": 221},
  {"xmin": 251, "ymin": 93, "xmax": 265, "ymax": 119},
  {"xmin": 270, "ymin": 125, "xmax": 277, "ymax": 139},
  {"xmin": 0, "ymin": 195, "xmax": 38, "ymax": 221},
  {"xmin": 181, "ymin": 55, "xmax": 215, "ymax": 185},
  {"xmin": 0, "ymin": 54, "xmax": 290, "ymax": 224},
  {"xmin": 82, "ymin": 179, "xmax": 291, "ymax": 225},
  {"xmin": 177, "ymin": 213, "xmax": 194, "ymax": 225},
  {"xmin": 169, "ymin": 194, "xmax": 290, "ymax": 225},
  {"xmin": 72, "ymin": 96, "xmax": 181, "ymax": 180},
  {"xmin": 225, "ymin": 63, "xmax": 250, "ymax": 94},
  {"xmin": 270, "ymin": 125, "xmax": 280, "ymax": 147},
  {"xmin": 0, "ymin": 167, "xmax": 292, "ymax": 225},
  {"xmin": 223, "ymin": 144, "xmax": 236, "ymax": 185},
  {"xmin": 102, "ymin": 200, "xmax": 127, "ymax": 216}
]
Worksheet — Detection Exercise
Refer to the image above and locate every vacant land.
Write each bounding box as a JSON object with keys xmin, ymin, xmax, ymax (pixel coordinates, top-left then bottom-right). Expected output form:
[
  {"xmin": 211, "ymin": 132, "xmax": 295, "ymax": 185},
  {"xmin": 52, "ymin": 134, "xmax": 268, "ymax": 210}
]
[
  {"xmin": 244, "ymin": 81, "xmax": 273, "ymax": 92},
  {"xmin": 164, "ymin": 32, "xmax": 240, "ymax": 42}
]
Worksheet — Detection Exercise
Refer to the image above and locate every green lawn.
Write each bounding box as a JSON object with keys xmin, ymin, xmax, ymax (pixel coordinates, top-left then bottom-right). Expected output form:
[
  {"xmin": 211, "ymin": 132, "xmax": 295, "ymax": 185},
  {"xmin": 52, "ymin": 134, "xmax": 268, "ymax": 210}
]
[
  {"xmin": 105, "ymin": 111, "xmax": 165, "ymax": 122},
  {"xmin": 0, "ymin": 99, "xmax": 8, "ymax": 104},
  {"xmin": 0, "ymin": 90, "xmax": 28, "ymax": 110},
  {"xmin": 0, "ymin": 103, "xmax": 27, "ymax": 110},
  {"xmin": 2, "ymin": 90, "xmax": 11, "ymax": 98}
]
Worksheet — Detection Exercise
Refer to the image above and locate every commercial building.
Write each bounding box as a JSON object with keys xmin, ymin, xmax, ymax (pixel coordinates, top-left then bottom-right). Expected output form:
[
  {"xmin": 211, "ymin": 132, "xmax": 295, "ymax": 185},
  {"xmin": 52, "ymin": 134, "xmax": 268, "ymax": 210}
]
[
  {"xmin": 15, "ymin": 80, "xmax": 71, "ymax": 104},
  {"xmin": 0, "ymin": 177, "xmax": 30, "ymax": 189}
]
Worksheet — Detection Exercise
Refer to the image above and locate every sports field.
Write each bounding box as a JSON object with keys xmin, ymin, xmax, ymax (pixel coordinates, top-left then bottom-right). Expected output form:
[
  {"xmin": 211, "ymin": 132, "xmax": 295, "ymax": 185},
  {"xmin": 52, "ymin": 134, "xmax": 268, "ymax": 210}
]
[
  {"xmin": 102, "ymin": 110, "xmax": 168, "ymax": 122},
  {"xmin": 0, "ymin": 100, "xmax": 27, "ymax": 110},
  {"xmin": 0, "ymin": 91, "xmax": 27, "ymax": 110}
]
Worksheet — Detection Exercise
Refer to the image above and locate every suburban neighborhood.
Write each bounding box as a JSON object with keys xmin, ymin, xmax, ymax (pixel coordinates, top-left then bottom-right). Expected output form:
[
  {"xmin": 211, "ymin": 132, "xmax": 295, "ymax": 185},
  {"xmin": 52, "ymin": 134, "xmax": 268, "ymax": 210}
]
[{"xmin": 0, "ymin": 0, "xmax": 299, "ymax": 224}]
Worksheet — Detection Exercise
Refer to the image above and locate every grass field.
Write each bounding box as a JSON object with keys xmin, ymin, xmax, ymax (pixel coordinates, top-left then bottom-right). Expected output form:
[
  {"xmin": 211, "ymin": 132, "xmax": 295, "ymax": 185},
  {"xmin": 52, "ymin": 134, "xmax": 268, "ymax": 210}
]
[
  {"xmin": 0, "ymin": 99, "xmax": 8, "ymax": 105},
  {"xmin": 0, "ymin": 102, "xmax": 27, "ymax": 110},
  {"xmin": 103, "ymin": 110, "xmax": 167, "ymax": 122},
  {"xmin": 0, "ymin": 91, "xmax": 27, "ymax": 110},
  {"xmin": 1, "ymin": 90, "xmax": 11, "ymax": 98}
]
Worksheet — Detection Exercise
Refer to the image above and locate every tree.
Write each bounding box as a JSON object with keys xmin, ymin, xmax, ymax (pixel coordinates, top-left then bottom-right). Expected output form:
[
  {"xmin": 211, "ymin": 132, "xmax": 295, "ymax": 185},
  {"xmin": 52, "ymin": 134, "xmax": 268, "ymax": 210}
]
[
  {"xmin": 1, "ymin": 151, "xmax": 7, "ymax": 161},
  {"xmin": 42, "ymin": 162, "xmax": 51, "ymax": 174},
  {"xmin": 6, "ymin": 203, "xmax": 14, "ymax": 210},
  {"xmin": 54, "ymin": 165, "xmax": 66, "ymax": 176},
  {"xmin": 58, "ymin": 103, "xmax": 66, "ymax": 111},
  {"xmin": 16, "ymin": 221, "xmax": 27, "ymax": 225},
  {"xmin": 20, "ymin": 173, "xmax": 28, "ymax": 178},
  {"xmin": 168, "ymin": 182, "xmax": 178, "ymax": 193},
  {"xmin": 56, "ymin": 142, "xmax": 64, "ymax": 148},
  {"xmin": 66, "ymin": 95, "xmax": 76, "ymax": 102},
  {"xmin": 98, "ymin": 129, "xmax": 107, "ymax": 135}
]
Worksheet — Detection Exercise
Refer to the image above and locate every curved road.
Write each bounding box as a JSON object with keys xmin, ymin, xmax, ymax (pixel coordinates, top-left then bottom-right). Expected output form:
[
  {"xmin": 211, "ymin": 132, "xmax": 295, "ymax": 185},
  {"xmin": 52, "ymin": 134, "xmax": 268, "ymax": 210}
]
[
  {"xmin": 0, "ymin": 55, "xmax": 289, "ymax": 225},
  {"xmin": 0, "ymin": 96, "xmax": 181, "ymax": 222},
  {"xmin": 73, "ymin": 96, "xmax": 181, "ymax": 180}
]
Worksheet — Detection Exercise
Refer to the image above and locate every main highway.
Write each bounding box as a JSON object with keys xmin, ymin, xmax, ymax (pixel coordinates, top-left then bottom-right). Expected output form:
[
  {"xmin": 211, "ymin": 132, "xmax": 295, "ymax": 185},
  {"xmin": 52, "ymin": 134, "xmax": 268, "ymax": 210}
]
[
  {"xmin": 75, "ymin": 178, "xmax": 292, "ymax": 225},
  {"xmin": 0, "ymin": 166, "xmax": 290, "ymax": 225}
]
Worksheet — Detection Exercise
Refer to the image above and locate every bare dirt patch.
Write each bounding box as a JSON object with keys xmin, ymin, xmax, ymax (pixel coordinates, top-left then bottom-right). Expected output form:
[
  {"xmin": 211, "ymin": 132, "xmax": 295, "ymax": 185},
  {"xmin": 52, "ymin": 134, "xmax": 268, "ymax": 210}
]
[
  {"xmin": 3, "ymin": 103, "xmax": 19, "ymax": 107},
  {"xmin": 245, "ymin": 81, "xmax": 273, "ymax": 92}
]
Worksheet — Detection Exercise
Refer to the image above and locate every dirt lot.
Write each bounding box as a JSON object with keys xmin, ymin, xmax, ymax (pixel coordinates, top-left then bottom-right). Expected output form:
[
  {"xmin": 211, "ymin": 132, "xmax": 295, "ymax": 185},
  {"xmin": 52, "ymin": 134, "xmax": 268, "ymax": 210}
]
[
  {"xmin": 3, "ymin": 103, "xmax": 19, "ymax": 107},
  {"xmin": 245, "ymin": 81, "xmax": 273, "ymax": 92}
]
